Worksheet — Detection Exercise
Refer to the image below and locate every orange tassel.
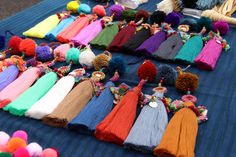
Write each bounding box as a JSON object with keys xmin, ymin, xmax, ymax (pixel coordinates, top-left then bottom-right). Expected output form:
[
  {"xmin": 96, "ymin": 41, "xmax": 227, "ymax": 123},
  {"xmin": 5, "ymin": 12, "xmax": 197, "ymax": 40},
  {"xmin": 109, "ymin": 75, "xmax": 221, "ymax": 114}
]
[{"xmin": 154, "ymin": 101, "xmax": 198, "ymax": 157}]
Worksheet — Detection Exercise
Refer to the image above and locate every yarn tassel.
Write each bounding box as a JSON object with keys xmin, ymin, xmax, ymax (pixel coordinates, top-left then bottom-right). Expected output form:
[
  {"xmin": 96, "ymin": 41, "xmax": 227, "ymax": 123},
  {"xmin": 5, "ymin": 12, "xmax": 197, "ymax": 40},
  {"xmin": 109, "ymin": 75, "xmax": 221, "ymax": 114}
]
[
  {"xmin": 95, "ymin": 79, "xmax": 146, "ymax": 145},
  {"xmin": 23, "ymin": 14, "xmax": 64, "ymax": 38},
  {"xmin": 153, "ymin": 33, "xmax": 184, "ymax": 60},
  {"xmin": 79, "ymin": 46, "xmax": 96, "ymax": 69},
  {"xmin": 197, "ymin": 0, "xmax": 225, "ymax": 10},
  {"xmin": 124, "ymin": 90, "xmax": 168, "ymax": 153},
  {"xmin": 42, "ymin": 79, "xmax": 95, "ymax": 128},
  {"xmin": 0, "ymin": 67, "xmax": 40, "ymax": 108},
  {"xmin": 71, "ymin": 20, "xmax": 104, "ymax": 46},
  {"xmin": 90, "ymin": 22, "xmax": 119, "ymax": 50},
  {"xmin": 0, "ymin": 65, "xmax": 19, "ymax": 91},
  {"xmin": 174, "ymin": 35, "xmax": 203, "ymax": 64},
  {"xmin": 45, "ymin": 15, "xmax": 76, "ymax": 41},
  {"xmin": 57, "ymin": 15, "xmax": 96, "ymax": 43},
  {"xmin": 3, "ymin": 72, "xmax": 58, "ymax": 116},
  {"xmin": 154, "ymin": 102, "xmax": 198, "ymax": 157},
  {"xmin": 68, "ymin": 81, "xmax": 115, "ymax": 134},
  {"xmin": 25, "ymin": 75, "xmax": 75, "ymax": 119},
  {"xmin": 116, "ymin": 0, "xmax": 148, "ymax": 9}
]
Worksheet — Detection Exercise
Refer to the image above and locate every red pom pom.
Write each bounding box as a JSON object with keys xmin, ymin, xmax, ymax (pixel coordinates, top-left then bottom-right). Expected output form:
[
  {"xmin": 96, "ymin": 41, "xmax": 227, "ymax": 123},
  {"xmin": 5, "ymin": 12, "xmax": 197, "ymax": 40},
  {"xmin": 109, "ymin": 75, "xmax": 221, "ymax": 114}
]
[
  {"xmin": 7, "ymin": 36, "xmax": 23, "ymax": 55},
  {"xmin": 19, "ymin": 39, "xmax": 37, "ymax": 57},
  {"xmin": 92, "ymin": 5, "xmax": 106, "ymax": 17},
  {"xmin": 137, "ymin": 60, "xmax": 157, "ymax": 82}
]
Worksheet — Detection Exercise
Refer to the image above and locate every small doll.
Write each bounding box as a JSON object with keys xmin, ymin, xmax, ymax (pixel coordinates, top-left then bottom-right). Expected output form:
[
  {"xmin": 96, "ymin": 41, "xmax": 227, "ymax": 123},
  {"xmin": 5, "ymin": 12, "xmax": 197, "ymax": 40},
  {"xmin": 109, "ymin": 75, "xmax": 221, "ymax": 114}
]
[
  {"xmin": 95, "ymin": 60, "xmax": 157, "ymax": 145},
  {"xmin": 124, "ymin": 81, "xmax": 169, "ymax": 153},
  {"xmin": 194, "ymin": 31, "xmax": 230, "ymax": 70}
]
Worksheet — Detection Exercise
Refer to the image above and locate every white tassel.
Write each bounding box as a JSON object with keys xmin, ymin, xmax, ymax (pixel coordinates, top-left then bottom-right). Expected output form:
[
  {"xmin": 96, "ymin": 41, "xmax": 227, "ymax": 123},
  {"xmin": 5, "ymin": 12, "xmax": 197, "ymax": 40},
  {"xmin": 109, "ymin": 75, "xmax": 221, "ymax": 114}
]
[
  {"xmin": 157, "ymin": 0, "xmax": 174, "ymax": 14},
  {"xmin": 25, "ymin": 76, "xmax": 75, "ymax": 119}
]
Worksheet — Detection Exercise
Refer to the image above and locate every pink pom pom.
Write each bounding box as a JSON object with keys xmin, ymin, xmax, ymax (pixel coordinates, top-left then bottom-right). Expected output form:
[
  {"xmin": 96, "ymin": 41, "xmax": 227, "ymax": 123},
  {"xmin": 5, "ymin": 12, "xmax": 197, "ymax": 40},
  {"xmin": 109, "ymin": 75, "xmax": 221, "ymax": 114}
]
[
  {"xmin": 12, "ymin": 130, "xmax": 28, "ymax": 142},
  {"xmin": 0, "ymin": 131, "xmax": 10, "ymax": 146},
  {"xmin": 14, "ymin": 148, "xmax": 30, "ymax": 157},
  {"xmin": 26, "ymin": 142, "xmax": 43, "ymax": 157},
  {"xmin": 213, "ymin": 20, "xmax": 229, "ymax": 35},
  {"xmin": 92, "ymin": 5, "xmax": 106, "ymax": 17},
  {"xmin": 42, "ymin": 148, "xmax": 58, "ymax": 157},
  {"xmin": 0, "ymin": 144, "xmax": 8, "ymax": 152}
]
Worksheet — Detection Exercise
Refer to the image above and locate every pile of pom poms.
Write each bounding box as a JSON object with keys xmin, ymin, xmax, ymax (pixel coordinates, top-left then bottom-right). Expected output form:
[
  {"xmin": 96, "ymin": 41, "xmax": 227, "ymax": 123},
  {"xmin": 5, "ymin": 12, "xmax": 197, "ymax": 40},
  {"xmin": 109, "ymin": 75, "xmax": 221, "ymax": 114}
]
[{"xmin": 0, "ymin": 130, "xmax": 59, "ymax": 157}]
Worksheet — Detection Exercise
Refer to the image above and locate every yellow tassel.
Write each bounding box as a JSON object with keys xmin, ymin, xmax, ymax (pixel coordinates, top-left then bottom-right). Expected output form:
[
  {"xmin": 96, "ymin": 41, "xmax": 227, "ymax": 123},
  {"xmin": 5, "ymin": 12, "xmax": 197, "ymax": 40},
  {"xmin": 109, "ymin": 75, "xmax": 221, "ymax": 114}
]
[{"xmin": 202, "ymin": 10, "xmax": 236, "ymax": 25}]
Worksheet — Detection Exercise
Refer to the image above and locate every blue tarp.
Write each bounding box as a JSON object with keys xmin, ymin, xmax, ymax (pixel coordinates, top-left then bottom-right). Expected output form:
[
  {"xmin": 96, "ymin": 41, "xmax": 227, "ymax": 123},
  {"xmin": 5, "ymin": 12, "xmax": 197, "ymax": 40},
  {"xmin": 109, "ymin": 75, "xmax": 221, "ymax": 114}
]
[{"xmin": 0, "ymin": 0, "xmax": 236, "ymax": 157}]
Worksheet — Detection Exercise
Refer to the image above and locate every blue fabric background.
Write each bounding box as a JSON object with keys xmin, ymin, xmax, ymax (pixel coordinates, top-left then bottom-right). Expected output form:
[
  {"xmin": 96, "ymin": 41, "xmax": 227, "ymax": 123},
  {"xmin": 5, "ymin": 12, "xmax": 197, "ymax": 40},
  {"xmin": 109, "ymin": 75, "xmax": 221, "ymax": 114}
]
[{"xmin": 0, "ymin": 0, "xmax": 236, "ymax": 157}]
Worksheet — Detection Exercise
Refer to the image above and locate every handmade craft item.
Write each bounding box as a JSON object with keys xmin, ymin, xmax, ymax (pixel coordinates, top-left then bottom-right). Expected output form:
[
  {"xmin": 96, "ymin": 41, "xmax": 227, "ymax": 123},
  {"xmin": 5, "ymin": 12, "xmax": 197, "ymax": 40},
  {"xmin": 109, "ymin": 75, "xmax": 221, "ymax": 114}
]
[
  {"xmin": 53, "ymin": 43, "xmax": 72, "ymax": 62},
  {"xmin": 78, "ymin": 45, "xmax": 96, "ymax": 69},
  {"xmin": 0, "ymin": 67, "xmax": 40, "ymax": 108},
  {"xmin": 56, "ymin": 14, "xmax": 97, "ymax": 43},
  {"xmin": 124, "ymin": 81, "xmax": 169, "ymax": 153},
  {"xmin": 71, "ymin": 19, "xmax": 104, "ymax": 46},
  {"xmin": 19, "ymin": 38, "xmax": 37, "ymax": 57},
  {"xmin": 108, "ymin": 4, "xmax": 124, "ymax": 20},
  {"xmin": 108, "ymin": 10, "xmax": 149, "ymax": 52},
  {"xmin": 213, "ymin": 20, "xmax": 229, "ymax": 35},
  {"xmin": 165, "ymin": 12, "xmax": 182, "ymax": 26},
  {"xmin": 174, "ymin": 27, "xmax": 206, "ymax": 64},
  {"xmin": 194, "ymin": 31, "xmax": 230, "ymax": 70},
  {"xmin": 42, "ymin": 69, "xmax": 104, "ymax": 127},
  {"xmin": 93, "ymin": 51, "xmax": 112, "ymax": 70},
  {"xmin": 25, "ymin": 69, "xmax": 86, "ymax": 119},
  {"xmin": 156, "ymin": 64, "xmax": 177, "ymax": 85},
  {"xmin": 154, "ymin": 94, "xmax": 208, "ymax": 157},
  {"xmin": 116, "ymin": 0, "xmax": 149, "ymax": 9},
  {"xmin": 23, "ymin": 14, "xmax": 64, "ymax": 38},
  {"xmin": 78, "ymin": 4, "xmax": 91, "ymax": 14},
  {"xmin": 121, "ymin": 9, "xmax": 136, "ymax": 23},
  {"xmin": 67, "ymin": 0, "xmax": 80, "ymax": 13},
  {"xmin": 68, "ymin": 57, "xmax": 125, "ymax": 134},
  {"xmin": 150, "ymin": 11, "xmax": 167, "ymax": 25},
  {"xmin": 0, "ymin": 65, "xmax": 19, "ymax": 91},
  {"xmin": 3, "ymin": 72, "xmax": 57, "ymax": 116},
  {"xmin": 95, "ymin": 60, "xmax": 157, "ymax": 144},
  {"xmin": 45, "ymin": 15, "xmax": 76, "ymax": 41}
]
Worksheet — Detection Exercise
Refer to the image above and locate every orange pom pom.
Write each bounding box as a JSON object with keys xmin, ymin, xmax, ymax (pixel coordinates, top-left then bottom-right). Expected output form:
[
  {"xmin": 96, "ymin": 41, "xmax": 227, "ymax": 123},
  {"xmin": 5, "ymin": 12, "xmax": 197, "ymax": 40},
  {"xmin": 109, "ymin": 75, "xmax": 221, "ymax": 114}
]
[
  {"xmin": 19, "ymin": 39, "xmax": 37, "ymax": 57},
  {"xmin": 7, "ymin": 137, "xmax": 27, "ymax": 153},
  {"xmin": 137, "ymin": 60, "xmax": 157, "ymax": 82}
]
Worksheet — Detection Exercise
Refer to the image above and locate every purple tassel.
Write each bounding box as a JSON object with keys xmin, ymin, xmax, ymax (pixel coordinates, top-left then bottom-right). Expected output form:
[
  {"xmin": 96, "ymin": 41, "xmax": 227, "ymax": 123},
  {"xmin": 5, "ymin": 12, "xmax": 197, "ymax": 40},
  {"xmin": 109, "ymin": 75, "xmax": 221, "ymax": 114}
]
[{"xmin": 0, "ymin": 65, "xmax": 19, "ymax": 91}]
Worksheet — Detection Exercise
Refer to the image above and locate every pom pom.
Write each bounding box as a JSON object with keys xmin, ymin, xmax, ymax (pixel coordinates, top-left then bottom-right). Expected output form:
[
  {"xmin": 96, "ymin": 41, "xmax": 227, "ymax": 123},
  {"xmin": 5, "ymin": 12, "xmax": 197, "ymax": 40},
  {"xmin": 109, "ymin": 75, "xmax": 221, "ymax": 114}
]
[
  {"xmin": 0, "ymin": 152, "xmax": 12, "ymax": 157},
  {"xmin": 121, "ymin": 9, "xmax": 136, "ymax": 23},
  {"xmin": 182, "ymin": 0, "xmax": 197, "ymax": 8},
  {"xmin": 35, "ymin": 45, "xmax": 54, "ymax": 62},
  {"xmin": 65, "ymin": 48, "xmax": 80, "ymax": 64},
  {"xmin": 176, "ymin": 68, "xmax": 199, "ymax": 93},
  {"xmin": 93, "ymin": 5, "xmax": 106, "ymax": 17},
  {"xmin": 0, "ymin": 35, "xmax": 5, "ymax": 50},
  {"xmin": 12, "ymin": 130, "xmax": 28, "ymax": 142},
  {"xmin": 67, "ymin": 1, "xmax": 80, "ymax": 13},
  {"xmin": 157, "ymin": 64, "xmax": 177, "ymax": 85},
  {"xmin": 53, "ymin": 44, "xmax": 71, "ymax": 62},
  {"xmin": 26, "ymin": 142, "xmax": 43, "ymax": 157},
  {"xmin": 108, "ymin": 57, "xmax": 126, "ymax": 76},
  {"xmin": 7, "ymin": 137, "xmax": 27, "ymax": 153},
  {"xmin": 7, "ymin": 36, "xmax": 22, "ymax": 55},
  {"xmin": 213, "ymin": 20, "xmax": 229, "ymax": 36},
  {"xmin": 135, "ymin": 10, "xmax": 149, "ymax": 23},
  {"xmin": 19, "ymin": 39, "xmax": 36, "ymax": 57},
  {"xmin": 79, "ymin": 47, "xmax": 95, "ymax": 69},
  {"xmin": 93, "ymin": 51, "xmax": 112, "ymax": 70},
  {"xmin": 197, "ymin": 17, "xmax": 213, "ymax": 32},
  {"xmin": 165, "ymin": 12, "xmax": 182, "ymax": 26},
  {"xmin": 0, "ymin": 132, "xmax": 10, "ymax": 146},
  {"xmin": 78, "ymin": 4, "xmax": 91, "ymax": 14},
  {"xmin": 42, "ymin": 148, "xmax": 58, "ymax": 157},
  {"xmin": 180, "ymin": 18, "xmax": 198, "ymax": 32},
  {"xmin": 26, "ymin": 58, "xmax": 38, "ymax": 67},
  {"xmin": 109, "ymin": 4, "xmax": 124, "ymax": 20},
  {"xmin": 137, "ymin": 60, "xmax": 157, "ymax": 82},
  {"xmin": 14, "ymin": 148, "xmax": 30, "ymax": 157},
  {"xmin": 150, "ymin": 11, "xmax": 166, "ymax": 25}
]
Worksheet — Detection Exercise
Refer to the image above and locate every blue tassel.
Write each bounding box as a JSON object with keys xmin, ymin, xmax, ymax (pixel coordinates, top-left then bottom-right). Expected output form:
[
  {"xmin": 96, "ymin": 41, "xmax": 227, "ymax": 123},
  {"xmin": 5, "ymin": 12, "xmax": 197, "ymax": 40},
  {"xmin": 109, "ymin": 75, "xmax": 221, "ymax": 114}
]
[
  {"xmin": 197, "ymin": 0, "xmax": 225, "ymax": 10},
  {"xmin": 68, "ymin": 81, "xmax": 115, "ymax": 134}
]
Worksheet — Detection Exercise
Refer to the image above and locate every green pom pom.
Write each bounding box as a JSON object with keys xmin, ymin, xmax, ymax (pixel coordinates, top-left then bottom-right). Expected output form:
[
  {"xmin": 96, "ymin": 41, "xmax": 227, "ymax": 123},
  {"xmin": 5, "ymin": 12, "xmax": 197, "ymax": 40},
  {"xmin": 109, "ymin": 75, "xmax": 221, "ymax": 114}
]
[
  {"xmin": 197, "ymin": 17, "xmax": 213, "ymax": 32},
  {"xmin": 121, "ymin": 9, "xmax": 136, "ymax": 23},
  {"xmin": 66, "ymin": 48, "xmax": 80, "ymax": 64},
  {"xmin": 0, "ymin": 152, "xmax": 12, "ymax": 157}
]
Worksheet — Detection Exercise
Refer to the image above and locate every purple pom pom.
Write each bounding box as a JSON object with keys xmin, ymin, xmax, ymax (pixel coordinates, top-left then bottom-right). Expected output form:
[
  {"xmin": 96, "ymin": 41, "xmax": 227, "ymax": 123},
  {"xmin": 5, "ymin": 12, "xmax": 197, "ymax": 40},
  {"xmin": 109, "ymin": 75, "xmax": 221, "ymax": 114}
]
[
  {"xmin": 213, "ymin": 20, "xmax": 229, "ymax": 36},
  {"xmin": 26, "ymin": 58, "xmax": 38, "ymax": 67},
  {"xmin": 36, "ymin": 45, "xmax": 54, "ymax": 62},
  {"xmin": 109, "ymin": 4, "xmax": 124, "ymax": 20},
  {"xmin": 165, "ymin": 12, "xmax": 182, "ymax": 26},
  {"xmin": 0, "ymin": 34, "xmax": 5, "ymax": 50}
]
